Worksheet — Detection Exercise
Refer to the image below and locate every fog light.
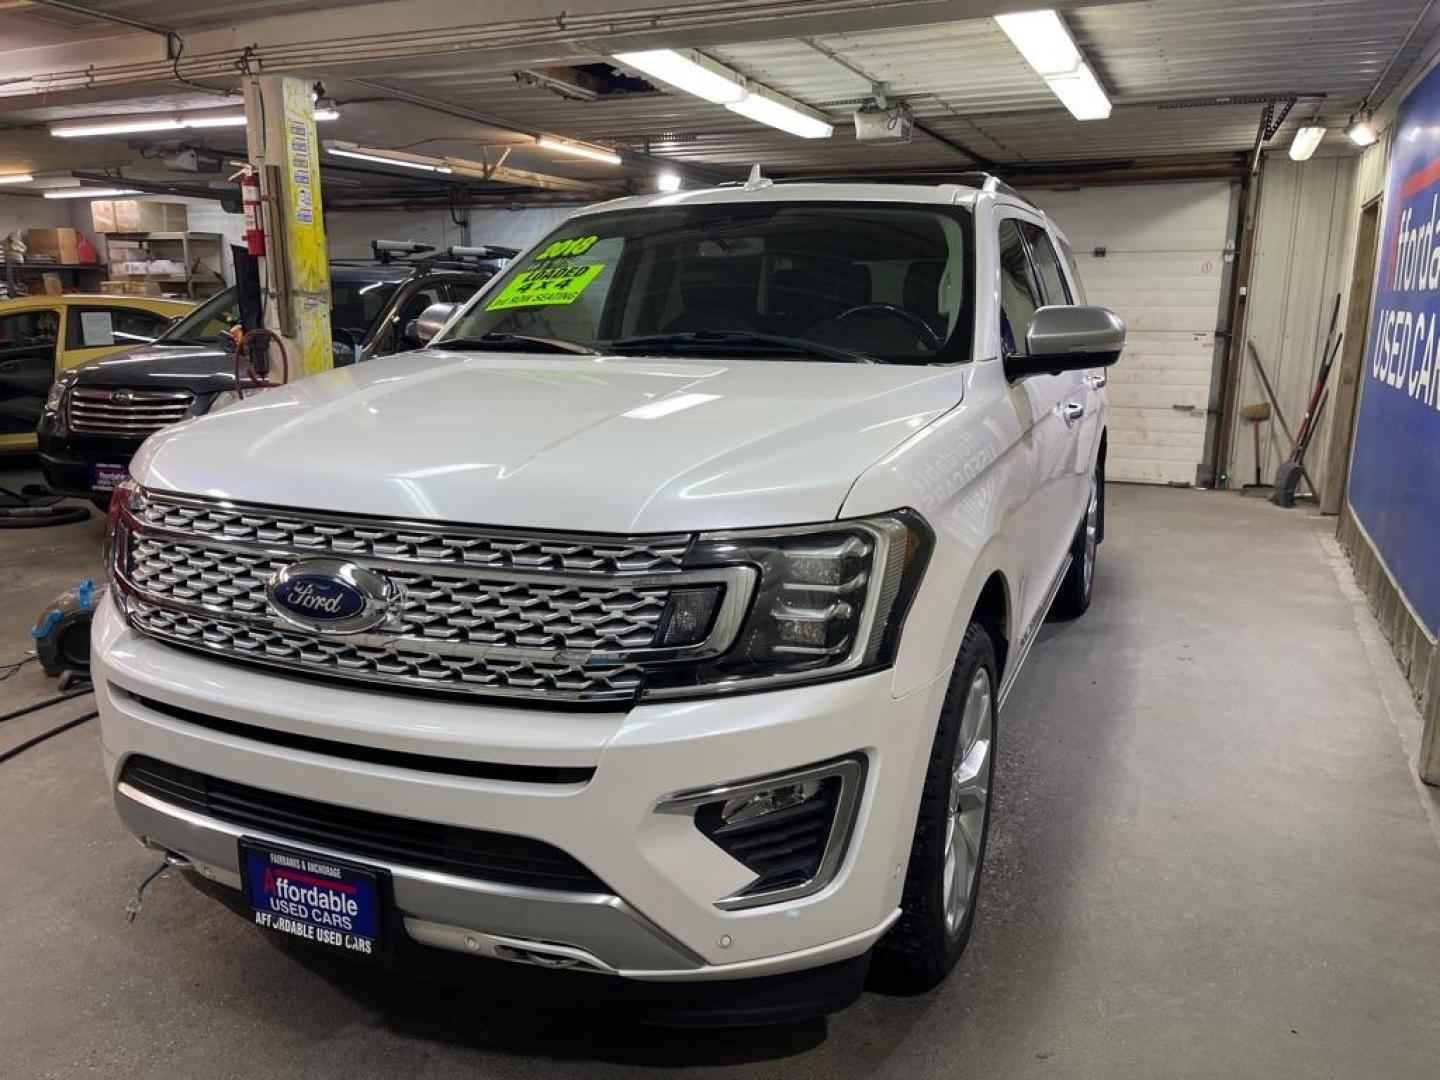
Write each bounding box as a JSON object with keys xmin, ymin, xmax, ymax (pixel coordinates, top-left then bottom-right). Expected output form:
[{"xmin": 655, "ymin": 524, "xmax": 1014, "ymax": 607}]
[
  {"xmin": 721, "ymin": 779, "xmax": 822, "ymax": 826},
  {"xmin": 657, "ymin": 756, "xmax": 865, "ymax": 910}
]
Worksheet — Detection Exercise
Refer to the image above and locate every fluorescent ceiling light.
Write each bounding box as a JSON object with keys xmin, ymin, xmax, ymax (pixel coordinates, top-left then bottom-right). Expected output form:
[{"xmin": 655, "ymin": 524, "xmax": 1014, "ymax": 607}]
[
  {"xmin": 326, "ymin": 146, "xmax": 452, "ymax": 173},
  {"xmin": 1044, "ymin": 63, "xmax": 1112, "ymax": 121},
  {"xmin": 1289, "ymin": 125, "xmax": 1326, "ymax": 161},
  {"xmin": 535, "ymin": 136, "xmax": 623, "ymax": 165},
  {"xmin": 612, "ymin": 48, "xmax": 746, "ymax": 104},
  {"xmin": 656, "ymin": 170, "xmax": 682, "ymax": 193},
  {"xmin": 726, "ymin": 89, "xmax": 833, "ymax": 139},
  {"xmin": 51, "ymin": 108, "xmax": 336, "ymax": 138},
  {"xmin": 182, "ymin": 114, "xmax": 248, "ymax": 129},
  {"xmin": 52, "ymin": 117, "xmax": 183, "ymax": 138},
  {"xmin": 1347, "ymin": 113, "xmax": 1378, "ymax": 147},
  {"xmin": 994, "ymin": 10, "xmax": 1082, "ymax": 76},
  {"xmin": 43, "ymin": 187, "xmax": 141, "ymax": 199},
  {"xmin": 994, "ymin": 8, "xmax": 1112, "ymax": 121},
  {"xmin": 0, "ymin": 173, "xmax": 34, "ymax": 185}
]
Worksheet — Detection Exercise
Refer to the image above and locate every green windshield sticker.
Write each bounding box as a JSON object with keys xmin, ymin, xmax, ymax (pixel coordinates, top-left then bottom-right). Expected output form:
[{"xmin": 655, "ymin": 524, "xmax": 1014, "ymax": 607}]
[
  {"xmin": 534, "ymin": 235, "xmax": 598, "ymax": 261},
  {"xmin": 485, "ymin": 263, "xmax": 604, "ymax": 310}
]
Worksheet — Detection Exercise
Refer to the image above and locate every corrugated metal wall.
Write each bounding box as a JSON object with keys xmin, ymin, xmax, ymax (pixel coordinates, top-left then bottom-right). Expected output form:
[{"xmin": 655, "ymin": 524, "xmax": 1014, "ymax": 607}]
[{"xmin": 1229, "ymin": 155, "xmax": 1358, "ymax": 497}]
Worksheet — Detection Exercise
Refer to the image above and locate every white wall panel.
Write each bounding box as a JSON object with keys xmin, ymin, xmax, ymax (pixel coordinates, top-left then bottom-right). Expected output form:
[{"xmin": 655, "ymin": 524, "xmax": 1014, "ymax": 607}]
[
  {"xmin": 1030, "ymin": 182, "xmax": 1235, "ymax": 485},
  {"xmin": 1233, "ymin": 156, "xmax": 1357, "ymax": 496}
]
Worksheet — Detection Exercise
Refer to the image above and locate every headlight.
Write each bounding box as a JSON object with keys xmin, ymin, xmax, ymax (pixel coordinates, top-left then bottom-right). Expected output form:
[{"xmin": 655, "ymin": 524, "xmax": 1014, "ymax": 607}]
[
  {"xmin": 44, "ymin": 378, "xmax": 70, "ymax": 413},
  {"xmin": 643, "ymin": 510, "xmax": 931, "ymax": 699},
  {"xmin": 208, "ymin": 389, "xmax": 242, "ymax": 413}
]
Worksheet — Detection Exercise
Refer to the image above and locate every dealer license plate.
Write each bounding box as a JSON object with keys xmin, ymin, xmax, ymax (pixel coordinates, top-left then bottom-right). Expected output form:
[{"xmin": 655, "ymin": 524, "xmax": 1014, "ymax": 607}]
[
  {"xmin": 239, "ymin": 841, "xmax": 381, "ymax": 958},
  {"xmin": 89, "ymin": 464, "xmax": 128, "ymax": 493}
]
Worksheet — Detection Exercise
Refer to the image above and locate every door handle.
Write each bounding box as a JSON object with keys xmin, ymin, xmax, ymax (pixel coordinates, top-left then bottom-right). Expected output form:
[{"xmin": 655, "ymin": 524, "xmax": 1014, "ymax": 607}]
[
  {"xmin": 1082, "ymin": 373, "xmax": 1107, "ymax": 389},
  {"xmin": 1060, "ymin": 400, "xmax": 1085, "ymax": 425}
]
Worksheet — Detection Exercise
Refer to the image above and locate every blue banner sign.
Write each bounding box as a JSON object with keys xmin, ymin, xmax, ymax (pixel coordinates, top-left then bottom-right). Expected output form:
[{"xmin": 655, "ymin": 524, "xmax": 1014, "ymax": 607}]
[{"xmin": 1349, "ymin": 63, "xmax": 1440, "ymax": 636}]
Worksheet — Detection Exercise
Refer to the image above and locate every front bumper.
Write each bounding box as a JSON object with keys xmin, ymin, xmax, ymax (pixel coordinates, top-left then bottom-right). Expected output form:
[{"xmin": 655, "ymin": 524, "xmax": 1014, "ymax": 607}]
[
  {"xmin": 93, "ymin": 594, "xmax": 948, "ymax": 982},
  {"xmin": 38, "ymin": 432, "xmax": 142, "ymax": 498}
]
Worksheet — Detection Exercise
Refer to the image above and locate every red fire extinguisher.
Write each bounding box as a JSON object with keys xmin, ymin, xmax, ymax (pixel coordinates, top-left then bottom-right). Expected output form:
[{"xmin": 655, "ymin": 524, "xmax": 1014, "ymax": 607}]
[{"xmin": 239, "ymin": 168, "xmax": 265, "ymax": 256}]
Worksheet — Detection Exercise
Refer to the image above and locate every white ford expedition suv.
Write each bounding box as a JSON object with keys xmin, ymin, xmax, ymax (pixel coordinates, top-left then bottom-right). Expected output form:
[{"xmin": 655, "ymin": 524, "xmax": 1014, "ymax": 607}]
[{"xmin": 95, "ymin": 176, "xmax": 1121, "ymax": 1024}]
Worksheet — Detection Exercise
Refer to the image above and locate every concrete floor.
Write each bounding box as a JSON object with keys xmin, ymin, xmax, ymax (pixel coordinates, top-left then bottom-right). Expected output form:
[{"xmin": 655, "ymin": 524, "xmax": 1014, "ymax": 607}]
[{"xmin": 2, "ymin": 474, "xmax": 1439, "ymax": 1079}]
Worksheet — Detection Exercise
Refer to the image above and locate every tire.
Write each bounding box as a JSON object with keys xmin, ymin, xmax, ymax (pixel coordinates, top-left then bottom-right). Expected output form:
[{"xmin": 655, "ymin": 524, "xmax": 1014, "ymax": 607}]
[
  {"xmin": 1050, "ymin": 456, "xmax": 1104, "ymax": 620},
  {"xmin": 872, "ymin": 623, "xmax": 998, "ymax": 993}
]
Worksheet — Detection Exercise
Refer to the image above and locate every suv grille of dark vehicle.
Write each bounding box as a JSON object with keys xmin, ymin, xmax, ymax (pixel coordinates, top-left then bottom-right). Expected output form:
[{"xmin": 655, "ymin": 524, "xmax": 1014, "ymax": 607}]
[
  {"xmin": 120, "ymin": 755, "xmax": 609, "ymax": 893},
  {"xmin": 69, "ymin": 387, "xmax": 195, "ymax": 436},
  {"xmin": 114, "ymin": 490, "xmax": 745, "ymax": 704}
]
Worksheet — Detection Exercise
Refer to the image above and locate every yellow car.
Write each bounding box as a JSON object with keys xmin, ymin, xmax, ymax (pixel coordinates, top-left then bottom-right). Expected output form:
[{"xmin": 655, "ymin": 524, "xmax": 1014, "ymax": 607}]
[{"xmin": 0, "ymin": 292, "xmax": 194, "ymax": 453}]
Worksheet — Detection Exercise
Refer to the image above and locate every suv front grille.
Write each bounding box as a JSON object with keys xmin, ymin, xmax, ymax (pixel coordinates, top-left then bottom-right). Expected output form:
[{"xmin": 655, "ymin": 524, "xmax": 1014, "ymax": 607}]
[
  {"xmin": 135, "ymin": 497, "xmax": 689, "ymax": 573},
  {"xmin": 114, "ymin": 490, "xmax": 748, "ymax": 704},
  {"xmin": 120, "ymin": 755, "xmax": 609, "ymax": 892},
  {"xmin": 69, "ymin": 387, "xmax": 194, "ymax": 437}
]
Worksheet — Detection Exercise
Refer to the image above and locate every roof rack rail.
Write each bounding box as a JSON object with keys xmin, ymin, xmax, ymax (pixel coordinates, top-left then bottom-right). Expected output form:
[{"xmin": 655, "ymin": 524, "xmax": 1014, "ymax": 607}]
[{"xmin": 763, "ymin": 171, "xmax": 1035, "ymax": 206}]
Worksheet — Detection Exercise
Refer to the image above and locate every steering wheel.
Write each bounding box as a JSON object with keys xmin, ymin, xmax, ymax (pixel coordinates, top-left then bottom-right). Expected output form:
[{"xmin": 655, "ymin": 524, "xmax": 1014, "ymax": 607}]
[{"xmin": 835, "ymin": 303, "xmax": 943, "ymax": 351}]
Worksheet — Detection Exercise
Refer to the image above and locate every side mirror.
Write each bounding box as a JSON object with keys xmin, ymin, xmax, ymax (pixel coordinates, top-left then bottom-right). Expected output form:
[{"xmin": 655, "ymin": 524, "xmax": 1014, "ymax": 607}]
[
  {"xmin": 412, "ymin": 302, "xmax": 456, "ymax": 345},
  {"xmin": 1006, "ymin": 305, "xmax": 1125, "ymax": 380}
]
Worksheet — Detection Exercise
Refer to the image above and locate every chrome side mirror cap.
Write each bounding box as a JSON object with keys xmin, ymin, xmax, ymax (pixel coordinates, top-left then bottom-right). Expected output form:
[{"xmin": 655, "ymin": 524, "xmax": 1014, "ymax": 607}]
[
  {"xmin": 413, "ymin": 302, "xmax": 457, "ymax": 345},
  {"xmin": 1007, "ymin": 305, "xmax": 1125, "ymax": 380}
]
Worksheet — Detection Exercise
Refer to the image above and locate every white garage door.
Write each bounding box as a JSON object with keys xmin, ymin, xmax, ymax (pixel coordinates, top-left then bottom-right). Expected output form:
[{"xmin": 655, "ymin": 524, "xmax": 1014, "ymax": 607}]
[{"xmin": 1029, "ymin": 182, "xmax": 1235, "ymax": 485}]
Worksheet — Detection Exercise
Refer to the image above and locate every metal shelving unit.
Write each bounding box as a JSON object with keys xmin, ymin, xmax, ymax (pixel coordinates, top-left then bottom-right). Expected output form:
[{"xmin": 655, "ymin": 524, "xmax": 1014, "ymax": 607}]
[{"xmin": 102, "ymin": 231, "xmax": 227, "ymax": 300}]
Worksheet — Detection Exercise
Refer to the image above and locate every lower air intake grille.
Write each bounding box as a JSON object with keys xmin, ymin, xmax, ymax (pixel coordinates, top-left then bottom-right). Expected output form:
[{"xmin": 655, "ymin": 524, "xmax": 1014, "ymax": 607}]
[{"xmin": 120, "ymin": 755, "xmax": 608, "ymax": 894}]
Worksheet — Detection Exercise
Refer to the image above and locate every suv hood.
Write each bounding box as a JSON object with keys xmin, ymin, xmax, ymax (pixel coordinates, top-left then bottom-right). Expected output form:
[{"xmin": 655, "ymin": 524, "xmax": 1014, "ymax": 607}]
[
  {"xmin": 132, "ymin": 348, "xmax": 963, "ymax": 533},
  {"xmin": 70, "ymin": 341, "xmax": 239, "ymax": 393}
]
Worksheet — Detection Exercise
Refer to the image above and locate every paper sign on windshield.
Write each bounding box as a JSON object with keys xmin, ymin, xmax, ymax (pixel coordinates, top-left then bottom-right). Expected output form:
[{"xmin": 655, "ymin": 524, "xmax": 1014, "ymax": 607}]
[{"xmin": 486, "ymin": 263, "xmax": 604, "ymax": 310}]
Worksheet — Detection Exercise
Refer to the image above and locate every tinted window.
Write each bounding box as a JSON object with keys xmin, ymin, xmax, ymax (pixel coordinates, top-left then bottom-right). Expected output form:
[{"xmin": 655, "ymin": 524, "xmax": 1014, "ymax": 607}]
[
  {"xmin": 0, "ymin": 309, "xmax": 59, "ymax": 434},
  {"xmin": 66, "ymin": 306, "xmax": 173, "ymax": 349},
  {"xmin": 444, "ymin": 203, "xmax": 975, "ymax": 365},
  {"xmin": 1020, "ymin": 222, "xmax": 1072, "ymax": 305},
  {"xmin": 997, "ymin": 220, "xmax": 1042, "ymax": 357},
  {"xmin": 331, "ymin": 279, "xmax": 401, "ymax": 341}
]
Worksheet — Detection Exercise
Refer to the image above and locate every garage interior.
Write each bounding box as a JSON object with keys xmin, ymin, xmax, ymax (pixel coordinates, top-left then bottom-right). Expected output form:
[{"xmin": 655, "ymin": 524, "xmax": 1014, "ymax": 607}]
[{"xmin": 3, "ymin": 1, "xmax": 1440, "ymax": 1076}]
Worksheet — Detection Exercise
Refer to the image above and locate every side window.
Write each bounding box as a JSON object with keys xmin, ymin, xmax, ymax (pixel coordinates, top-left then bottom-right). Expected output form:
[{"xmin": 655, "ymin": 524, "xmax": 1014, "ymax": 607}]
[
  {"xmin": 1020, "ymin": 223, "xmax": 1072, "ymax": 305},
  {"xmin": 65, "ymin": 306, "xmax": 172, "ymax": 349},
  {"xmin": 1056, "ymin": 237, "xmax": 1087, "ymax": 304},
  {"xmin": 446, "ymin": 280, "xmax": 482, "ymax": 305},
  {"xmin": 997, "ymin": 220, "xmax": 1042, "ymax": 357},
  {"xmin": 0, "ymin": 310, "xmax": 60, "ymax": 435}
]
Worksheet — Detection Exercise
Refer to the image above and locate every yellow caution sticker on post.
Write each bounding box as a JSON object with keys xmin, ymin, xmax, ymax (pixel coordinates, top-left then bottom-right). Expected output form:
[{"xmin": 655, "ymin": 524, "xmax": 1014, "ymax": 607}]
[{"xmin": 486, "ymin": 263, "xmax": 604, "ymax": 310}]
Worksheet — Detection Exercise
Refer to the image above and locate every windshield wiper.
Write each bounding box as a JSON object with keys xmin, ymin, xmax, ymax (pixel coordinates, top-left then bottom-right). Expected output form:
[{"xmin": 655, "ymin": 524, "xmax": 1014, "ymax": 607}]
[
  {"xmin": 437, "ymin": 331, "xmax": 596, "ymax": 355},
  {"xmin": 608, "ymin": 330, "xmax": 872, "ymax": 364}
]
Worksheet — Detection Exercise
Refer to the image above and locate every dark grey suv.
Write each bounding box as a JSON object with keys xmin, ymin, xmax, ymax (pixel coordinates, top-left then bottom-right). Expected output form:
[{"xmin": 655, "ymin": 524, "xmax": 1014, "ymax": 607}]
[{"xmin": 39, "ymin": 259, "xmax": 495, "ymax": 503}]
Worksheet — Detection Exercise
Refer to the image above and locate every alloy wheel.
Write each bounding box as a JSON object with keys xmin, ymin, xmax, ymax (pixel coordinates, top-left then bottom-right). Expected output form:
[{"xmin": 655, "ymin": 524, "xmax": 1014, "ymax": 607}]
[{"xmin": 943, "ymin": 667, "xmax": 993, "ymax": 936}]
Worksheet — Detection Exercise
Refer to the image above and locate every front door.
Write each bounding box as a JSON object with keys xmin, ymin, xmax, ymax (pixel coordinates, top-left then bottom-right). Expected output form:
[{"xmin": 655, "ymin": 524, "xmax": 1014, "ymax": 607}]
[{"xmin": 0, "ymin": 307, "xmax": 60, "ymax": 451}]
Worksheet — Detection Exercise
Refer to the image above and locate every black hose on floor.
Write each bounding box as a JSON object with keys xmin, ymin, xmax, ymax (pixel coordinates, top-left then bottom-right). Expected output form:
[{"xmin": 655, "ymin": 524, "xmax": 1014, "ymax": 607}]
[
  {"xmin": 0, "ymin": 688, "xmax": 93, "ymax": 725},
  {"xmin": 0, "ymin": 484, "xmax": 89, "ymax": 529},
  {"xmin": 0, "ymin": 709, "xmax": 97, "ymax": 764}
]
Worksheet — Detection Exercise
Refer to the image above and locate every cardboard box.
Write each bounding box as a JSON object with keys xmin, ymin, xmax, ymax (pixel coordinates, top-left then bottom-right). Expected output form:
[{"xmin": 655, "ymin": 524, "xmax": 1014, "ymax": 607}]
[
  {"xmin": 100, "ymin": 280, "xmax": 128, "ymax": 295},
  {"xmin": 122, "ymin": 280, "xmax": 163, "ymax": 296},
  {"xmin": 24, "ymin": 227, "xmax": 83, "ymax": 265},
  {"xmin": 40, "ymin": 272, "xmax": 64, "ymax": 295},
  {"xmin": 110, "ymin": 200, "xmax": 188, "ymax": 233},
  {"xmin": 90, "ymin": 200, "xmax": 116, "ymax": 233}
]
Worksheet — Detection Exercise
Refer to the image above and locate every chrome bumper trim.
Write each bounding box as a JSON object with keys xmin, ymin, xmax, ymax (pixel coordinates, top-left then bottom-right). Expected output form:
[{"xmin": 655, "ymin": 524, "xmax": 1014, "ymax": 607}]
[{"xmin": 115, "ymin": 779, "xmax": 702, "ymax": 973}]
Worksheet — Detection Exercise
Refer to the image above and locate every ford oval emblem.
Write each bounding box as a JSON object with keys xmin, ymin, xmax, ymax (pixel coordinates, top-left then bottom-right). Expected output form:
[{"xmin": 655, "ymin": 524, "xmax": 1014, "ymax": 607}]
[{"xmin": 265, "ymin": 558, "xmax": 396, "ymax": 635}]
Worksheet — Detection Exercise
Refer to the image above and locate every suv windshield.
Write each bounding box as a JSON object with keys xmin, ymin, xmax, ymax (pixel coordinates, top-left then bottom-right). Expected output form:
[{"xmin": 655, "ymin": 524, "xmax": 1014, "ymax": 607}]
[
  {"xmin": 441, "ymin": 201, "xmax": 974, "ymax": 364},
  {"xmin": 159, "ymin": 288, "xmax": 239, "ymax": 345}
]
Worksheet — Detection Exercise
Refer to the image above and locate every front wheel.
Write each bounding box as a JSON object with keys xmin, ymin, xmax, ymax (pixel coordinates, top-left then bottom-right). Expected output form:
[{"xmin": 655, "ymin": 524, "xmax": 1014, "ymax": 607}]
[
  {"xmin": 1051, "ymin": 459, "xmax": 1103, "ymax": 619},
  {"xmin": 872, "ymin": 623, "xmax": 998, "ymax": 992}
]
